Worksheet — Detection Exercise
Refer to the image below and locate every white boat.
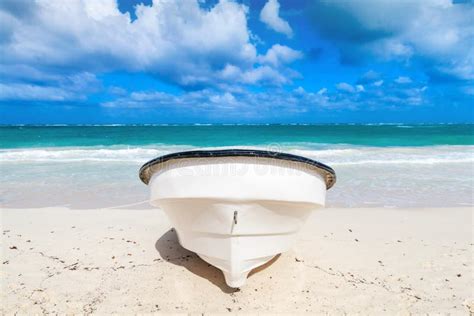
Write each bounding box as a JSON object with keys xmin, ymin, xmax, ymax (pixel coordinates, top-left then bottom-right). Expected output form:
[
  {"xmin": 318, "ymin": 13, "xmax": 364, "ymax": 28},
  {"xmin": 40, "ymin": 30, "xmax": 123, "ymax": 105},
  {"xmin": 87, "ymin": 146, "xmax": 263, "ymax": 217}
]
[{"xmin": 139, "ymin": 149, "xmax": 336, "ymax": 288}]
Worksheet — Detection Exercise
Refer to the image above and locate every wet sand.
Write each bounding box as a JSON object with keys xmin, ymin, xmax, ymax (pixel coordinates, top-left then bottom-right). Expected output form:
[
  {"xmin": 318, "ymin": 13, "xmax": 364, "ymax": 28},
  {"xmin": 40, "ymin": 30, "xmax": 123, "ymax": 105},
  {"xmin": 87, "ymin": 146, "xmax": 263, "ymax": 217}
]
[{"xmin": 1, "ymin": 207, "xmax": 473, "ymax": 314}]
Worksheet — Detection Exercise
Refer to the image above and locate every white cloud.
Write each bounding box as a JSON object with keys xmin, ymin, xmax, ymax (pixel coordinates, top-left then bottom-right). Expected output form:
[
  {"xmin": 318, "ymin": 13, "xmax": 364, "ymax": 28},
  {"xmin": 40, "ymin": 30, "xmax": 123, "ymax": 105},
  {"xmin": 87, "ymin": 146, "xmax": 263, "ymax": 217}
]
[
  {"xmin": 83, "ymin": 0, "xmax": 121, "ymax": 20},
  {"xmin": 0, "ymin": 72, "xmax": 99, "ymax": 101},
  {"xmin": 373, "ymin": 80, "xmax": 384, "ymax": 87},
  {"xmin": 218, "ymin": 63, "xmax": 299, "ymax": 86},
  {"xmin": 357, "ymin": 70, "xmax": 381, "ymax": 84},
  {"xmin": 293, "ymin": 86, "xmax": 305, "ymax": 94},
  {"xmin": 395, "ymin": 76, "xmax": 412, "ymax": 84},
  {"xmin": 0, "ymin": 0, "xmax": 299, "ymax": 89},
  {"xmin": 259, "ymin": 0, "xmax": 293, "ymax": 38},
  {"xmin": 240, "ymin": 66, "xmax": 289, "ymax": 85},
  {"xmin": 336, "ymin": 82, "xmax": 365, "ymax": 93},
  {"xmin": 108, "ymin": 86, "xmax": 127, "ymax": 96},
  {"xmin": 0, "ymin": 83, "xmax": 77, "ymax": 101},
  {"xmin": 102, "ymin": 87, "xmax": 328, "ymax": 115},
  {"xmin": 258, "ymin": 44, "xmax": 303, "ymax": 67},
  {"xmin": 336, "ymin": 82, "xmax": 356, "ymax": 93},
  {"xmin": 309, "ymin": 0, "xmax": 474, "ymax": 80},
  {"xmin": 102, "ymin": 75, "xmax": 430, "ymax": 117},
  {"xmin": 209, "ymin": 92, "xmax": 236, "ymax": 106}
]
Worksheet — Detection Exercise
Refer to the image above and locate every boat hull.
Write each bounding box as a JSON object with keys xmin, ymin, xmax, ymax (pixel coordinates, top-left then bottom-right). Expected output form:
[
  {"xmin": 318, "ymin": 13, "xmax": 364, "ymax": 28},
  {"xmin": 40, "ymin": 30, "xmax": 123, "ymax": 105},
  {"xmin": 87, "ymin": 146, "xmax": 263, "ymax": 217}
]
[
  {"xmin": 159, "ymin": 198, "xmax": 315, "ymax": 287},
  {"xmin": 147, "ymin": 156, "xmax": 328, "ymax": 287}
]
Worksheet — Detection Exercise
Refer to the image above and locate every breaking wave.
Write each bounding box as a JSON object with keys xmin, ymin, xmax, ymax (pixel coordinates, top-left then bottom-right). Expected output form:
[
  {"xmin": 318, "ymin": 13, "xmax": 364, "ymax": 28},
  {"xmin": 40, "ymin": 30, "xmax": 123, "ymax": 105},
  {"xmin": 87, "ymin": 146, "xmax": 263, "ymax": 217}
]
[{"xmin": 1, "ymin": 145, "xmax": 472, "ymax": 165}]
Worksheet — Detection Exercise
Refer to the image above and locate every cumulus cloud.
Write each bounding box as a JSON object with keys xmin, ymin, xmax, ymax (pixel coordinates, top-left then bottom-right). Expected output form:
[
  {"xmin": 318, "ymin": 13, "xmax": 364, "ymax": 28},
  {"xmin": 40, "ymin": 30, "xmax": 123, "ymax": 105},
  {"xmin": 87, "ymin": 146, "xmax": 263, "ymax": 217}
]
[
  {"xmin": 0, "ymin": 72, "xmax": 100, "ymax": 101},
  {"xmin": 1, "ymin": 0, "xmax": 255, "ymax": 86},
  {"xmin": 317, "ymin": 88, "xmax": 327, "ymax": 95},
  {"xmin": 357, "ymin": 70, "xmax": 381, "ymax": 85},
  {"xmin": 0, "ymin": 0, "xmax": 301, "ymax": 92},
  {"xmin": 373, "ymin": 80, "xmax": 384, "ymax": 87},
  {"xmin": 102, "ymin": 73, "xmax": 430, "ymax": 121},
  {"xmin": 258, "ymin": 44, "xmax": 303, "ymax": 67},
  {"xmin": 395, "ymin": 76, "xmax": 413, "ymax": 84},
  {"xmin": 335, "ymin": 82, "xmax": 365, "ymax": 94},
  {"xmin": 218, "ymin": 62, "xmax": 299, "ymax": 86},
  {"xmin": 308, "ymin": 0, "xmax": 474, "ymax": 81},
  {"xmin": 102, "ymin": 88, "xmax": 324, "ymax": 119},
  {"xmin": 0, "ymin": 83, "xmax": 78, "ymax": 101},
  {"xmin": 260, "ymin": 0, "xmax": 293, "ymax": 38},
  {"xmin": 336, "ymin": 82, "xmax": 356, "ymax": 93}
]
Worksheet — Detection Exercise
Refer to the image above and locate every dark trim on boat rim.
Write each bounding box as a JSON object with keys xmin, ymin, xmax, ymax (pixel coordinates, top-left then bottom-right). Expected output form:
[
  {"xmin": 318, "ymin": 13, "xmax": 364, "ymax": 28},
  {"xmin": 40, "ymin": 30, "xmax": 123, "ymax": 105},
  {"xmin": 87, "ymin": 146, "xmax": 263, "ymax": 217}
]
[{"xmin": 139, "ymin": 149, "xmax": 336, "ymax": 189}]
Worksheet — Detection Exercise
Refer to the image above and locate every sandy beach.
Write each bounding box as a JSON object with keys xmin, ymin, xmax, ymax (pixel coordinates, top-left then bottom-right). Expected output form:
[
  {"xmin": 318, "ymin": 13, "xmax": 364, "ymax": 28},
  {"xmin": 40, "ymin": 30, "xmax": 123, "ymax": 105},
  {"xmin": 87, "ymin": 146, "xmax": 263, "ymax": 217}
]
[{"xmin": 1, "ymin": 206, "xmax": 472, "ymax": 314}]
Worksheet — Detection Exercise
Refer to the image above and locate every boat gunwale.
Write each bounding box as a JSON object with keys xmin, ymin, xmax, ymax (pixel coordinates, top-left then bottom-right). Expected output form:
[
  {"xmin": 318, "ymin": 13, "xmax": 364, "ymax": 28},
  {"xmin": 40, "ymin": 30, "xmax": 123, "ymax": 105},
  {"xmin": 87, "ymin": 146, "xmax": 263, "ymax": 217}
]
[{"xmin": 139, "ymin": 149, "xmax": 336, "ymax": 189}]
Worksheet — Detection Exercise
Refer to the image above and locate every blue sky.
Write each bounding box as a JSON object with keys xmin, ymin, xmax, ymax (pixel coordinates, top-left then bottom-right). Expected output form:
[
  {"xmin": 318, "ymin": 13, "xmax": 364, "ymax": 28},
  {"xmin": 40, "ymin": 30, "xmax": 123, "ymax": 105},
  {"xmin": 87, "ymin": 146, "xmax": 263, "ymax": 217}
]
[{"xmin": 0, "ymin": 0, "xmax": 473, "ymax": 124}]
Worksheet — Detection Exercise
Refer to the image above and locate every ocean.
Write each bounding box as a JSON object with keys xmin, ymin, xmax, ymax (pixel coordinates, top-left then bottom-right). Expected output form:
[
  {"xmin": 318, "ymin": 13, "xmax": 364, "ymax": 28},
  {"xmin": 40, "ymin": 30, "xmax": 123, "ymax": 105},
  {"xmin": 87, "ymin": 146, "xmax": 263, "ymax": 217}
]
[{"xmin": 1, "ymin": 124, "xmax": 473, "ymax": 209}]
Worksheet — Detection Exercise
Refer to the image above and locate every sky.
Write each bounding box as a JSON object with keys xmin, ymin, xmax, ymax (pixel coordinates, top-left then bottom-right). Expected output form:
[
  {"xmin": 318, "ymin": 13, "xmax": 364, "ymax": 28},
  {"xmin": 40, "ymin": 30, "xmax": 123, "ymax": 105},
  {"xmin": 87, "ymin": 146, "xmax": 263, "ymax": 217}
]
[{"xmin": 0, "ymin": 0, "xmax": 473, "ymax": 124}]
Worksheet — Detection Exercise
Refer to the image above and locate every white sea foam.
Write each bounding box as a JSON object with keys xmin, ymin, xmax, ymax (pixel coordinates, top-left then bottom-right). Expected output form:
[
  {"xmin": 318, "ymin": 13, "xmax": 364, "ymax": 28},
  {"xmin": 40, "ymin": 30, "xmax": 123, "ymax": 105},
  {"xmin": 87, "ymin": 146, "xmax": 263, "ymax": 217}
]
[
  {"xmin": 330, "ymin": 158, "xmax": 474, "ymax": 165},
  {"xmin": 1, "ymin": 145, "xmax": 472, "ymax": 166},
  {"xmin": 0, "ymin": 146, "xmax": 194, "ymax": 163},
  {"xmin": 290, "ymin": 146, "xmax": 474, "ymax": 165}
]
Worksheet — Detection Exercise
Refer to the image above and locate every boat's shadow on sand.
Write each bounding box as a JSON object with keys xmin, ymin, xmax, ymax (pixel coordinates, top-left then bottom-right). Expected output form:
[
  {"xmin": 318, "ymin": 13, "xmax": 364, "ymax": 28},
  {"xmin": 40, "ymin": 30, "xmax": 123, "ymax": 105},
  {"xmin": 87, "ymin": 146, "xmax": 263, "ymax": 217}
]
[{"xmin": 155, "ymin": 228, "xmax": 280, "ymax": 293}]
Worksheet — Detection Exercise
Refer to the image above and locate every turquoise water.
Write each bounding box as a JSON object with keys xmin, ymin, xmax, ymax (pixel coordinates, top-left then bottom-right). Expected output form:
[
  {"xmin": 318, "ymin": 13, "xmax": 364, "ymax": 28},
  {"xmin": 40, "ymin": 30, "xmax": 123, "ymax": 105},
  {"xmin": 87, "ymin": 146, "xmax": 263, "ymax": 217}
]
[
  {"xmin": 1, "ymin": 124, "xmax": 473, "ymax": 208},
  {"xmin": 1, "ymin": 124, "xmax": 473, "ymax": 148}
]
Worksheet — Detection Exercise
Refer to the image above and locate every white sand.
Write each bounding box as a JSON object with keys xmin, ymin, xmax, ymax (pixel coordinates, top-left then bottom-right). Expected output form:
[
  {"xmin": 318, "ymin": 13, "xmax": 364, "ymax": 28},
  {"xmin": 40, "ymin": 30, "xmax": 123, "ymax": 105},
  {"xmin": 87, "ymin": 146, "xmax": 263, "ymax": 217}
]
[{"xmin": 1, "ymin": 207, "xmax": 473, "ymax": 314}]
